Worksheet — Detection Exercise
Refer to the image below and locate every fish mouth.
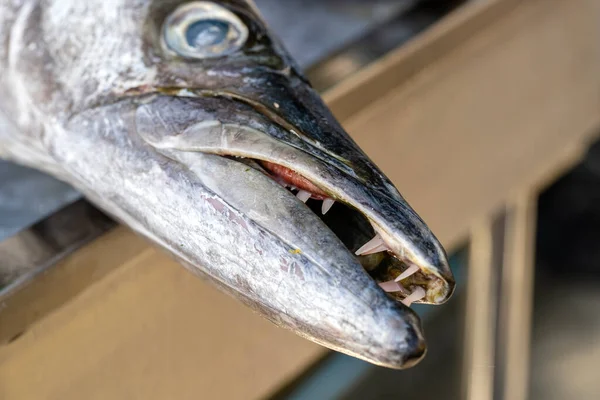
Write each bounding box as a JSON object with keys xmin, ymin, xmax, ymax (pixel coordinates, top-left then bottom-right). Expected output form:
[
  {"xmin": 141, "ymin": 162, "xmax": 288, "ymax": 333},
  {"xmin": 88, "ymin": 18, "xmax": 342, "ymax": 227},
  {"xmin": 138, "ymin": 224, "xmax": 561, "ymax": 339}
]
[
  {"xmin": 135, "ymin": 88, "xmax": 455, "ymax": 308},
  {"xmin": 256, "ymin": 160, "xmax": 447, "ymax": 307},
  {"xmin": 227, "ymin": 157, "xmax": 450, "ymax": 307}
]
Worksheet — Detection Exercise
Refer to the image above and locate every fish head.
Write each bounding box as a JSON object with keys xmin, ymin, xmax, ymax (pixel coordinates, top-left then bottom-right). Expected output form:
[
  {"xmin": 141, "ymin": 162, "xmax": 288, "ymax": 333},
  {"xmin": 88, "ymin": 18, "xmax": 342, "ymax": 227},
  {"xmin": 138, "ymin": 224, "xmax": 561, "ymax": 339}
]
[{"xmin": 17, "ymin": 0, "xmax": 455, "ymax": 368}]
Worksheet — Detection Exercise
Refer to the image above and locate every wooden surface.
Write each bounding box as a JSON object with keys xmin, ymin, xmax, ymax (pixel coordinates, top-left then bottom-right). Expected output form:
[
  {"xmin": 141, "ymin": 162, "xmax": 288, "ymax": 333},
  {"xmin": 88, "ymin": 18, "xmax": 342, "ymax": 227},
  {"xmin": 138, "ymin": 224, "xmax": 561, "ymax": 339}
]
[
  {"xmin": 462, "ymin": 215, "xmax": 497, "ymax": 400},
  {"xmin": 499, "ymin": 194, "xmax": 537, "ymax": 400},
  {"xmin": 1, "ymin": 0, "xmax": 600, "ymax": 398},
  {"xmin": 0, "ymin": 229, "xmax": 324, "ymax": 400},
  {"xmin": 338, "ymin": 0, "xmax": 600, "ymax": 251},
  {"xmin": 462, "ymin": 193, "xmax": 537, "ymax": 400}
]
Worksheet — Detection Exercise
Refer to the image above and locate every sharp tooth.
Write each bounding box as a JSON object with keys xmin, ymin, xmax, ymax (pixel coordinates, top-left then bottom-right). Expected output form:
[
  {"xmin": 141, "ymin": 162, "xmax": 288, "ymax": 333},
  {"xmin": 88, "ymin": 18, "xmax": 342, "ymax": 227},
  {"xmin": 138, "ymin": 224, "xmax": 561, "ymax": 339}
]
[
  {"xmin": 394, "ymin": 264, "xmax": 420, "ymax": 282},
  {"xmin": 296, "ymin": 190, "xmax": 311, "ymax": 203},
  {"xmin": 379, "ymin": 280, "xmax": 405, "ymax": 293},
  {"xmin": 360, "ymin": 243, "xmax": 389, "ymax": 255},
  {"xmin": 401, "ymin": 287, "xmax": 426, "ymax": 307},
  {"xmin": 321, "ymin": 198, "xmax": 335, "ymax": 215},
  {"xmin": 355, "ymin": 234, "xmax": 385, "ymax": 255}
]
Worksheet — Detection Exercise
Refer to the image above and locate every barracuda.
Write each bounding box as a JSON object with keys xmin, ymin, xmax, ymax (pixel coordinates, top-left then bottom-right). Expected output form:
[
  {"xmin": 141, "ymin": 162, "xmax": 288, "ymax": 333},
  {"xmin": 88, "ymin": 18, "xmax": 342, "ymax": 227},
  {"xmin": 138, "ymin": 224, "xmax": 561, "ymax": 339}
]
[{"xmin": 0, "ymin": 0, "xmax": 455, "ymax": 368}]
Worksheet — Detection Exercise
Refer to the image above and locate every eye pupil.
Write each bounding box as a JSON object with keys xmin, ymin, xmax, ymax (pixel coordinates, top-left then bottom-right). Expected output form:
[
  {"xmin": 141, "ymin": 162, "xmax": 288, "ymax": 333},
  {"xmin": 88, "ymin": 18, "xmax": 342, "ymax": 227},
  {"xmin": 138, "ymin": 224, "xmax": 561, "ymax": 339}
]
[{"xmin": 185, "ymin": 20, "xmax": 229, "ymax": 48}]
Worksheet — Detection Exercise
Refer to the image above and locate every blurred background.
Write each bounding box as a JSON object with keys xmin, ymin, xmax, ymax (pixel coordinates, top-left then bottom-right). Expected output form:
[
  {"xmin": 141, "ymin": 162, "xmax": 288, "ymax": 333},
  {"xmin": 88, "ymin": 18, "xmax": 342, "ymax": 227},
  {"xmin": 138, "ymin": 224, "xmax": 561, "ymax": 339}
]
[{"xmin": 1, "ymin": 0, "xmax": 599, "ymax": 399}]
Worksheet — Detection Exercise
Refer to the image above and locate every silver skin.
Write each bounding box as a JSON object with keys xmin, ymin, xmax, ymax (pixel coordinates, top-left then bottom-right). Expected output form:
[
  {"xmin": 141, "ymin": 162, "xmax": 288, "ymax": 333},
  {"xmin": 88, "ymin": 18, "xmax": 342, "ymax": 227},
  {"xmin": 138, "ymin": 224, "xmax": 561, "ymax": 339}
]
[{"xmin": 0, "ymin": 0, "xmax": 455, "ymax": 368}]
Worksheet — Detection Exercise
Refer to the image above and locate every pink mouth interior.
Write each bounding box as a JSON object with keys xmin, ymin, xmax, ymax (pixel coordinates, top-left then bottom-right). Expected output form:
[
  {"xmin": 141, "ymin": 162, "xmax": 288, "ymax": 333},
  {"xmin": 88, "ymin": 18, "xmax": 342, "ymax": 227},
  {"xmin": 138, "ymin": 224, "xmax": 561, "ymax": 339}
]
[{"xmin": 260, "ymin": 161, "xmax": 328, "ymax": 200}]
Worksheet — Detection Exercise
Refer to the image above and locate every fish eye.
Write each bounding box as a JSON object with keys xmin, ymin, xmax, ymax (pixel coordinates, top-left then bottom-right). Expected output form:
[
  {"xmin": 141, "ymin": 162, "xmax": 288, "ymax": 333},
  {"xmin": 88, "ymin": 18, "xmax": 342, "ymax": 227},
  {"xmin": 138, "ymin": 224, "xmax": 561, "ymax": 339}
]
[{"xmin": 162, "ymin": 1, "xmax": 248, "ymax": 59}]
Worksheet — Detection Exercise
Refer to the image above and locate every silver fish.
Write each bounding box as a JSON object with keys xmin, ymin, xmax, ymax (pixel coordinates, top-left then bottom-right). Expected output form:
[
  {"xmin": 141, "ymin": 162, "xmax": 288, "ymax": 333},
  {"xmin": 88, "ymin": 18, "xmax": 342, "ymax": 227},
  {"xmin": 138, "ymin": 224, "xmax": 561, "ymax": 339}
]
[{"xmin": 0, "ymin": 0, "xmax": 455, "ymax": 368}]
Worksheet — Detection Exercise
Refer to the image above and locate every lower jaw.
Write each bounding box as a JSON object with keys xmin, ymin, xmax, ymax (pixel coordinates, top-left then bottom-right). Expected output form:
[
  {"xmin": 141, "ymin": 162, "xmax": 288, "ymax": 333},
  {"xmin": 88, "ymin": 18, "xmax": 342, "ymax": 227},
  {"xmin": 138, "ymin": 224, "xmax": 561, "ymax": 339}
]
[{"xmin": 281, "ymin": 181, "xmax": 431, "ymax": 306}]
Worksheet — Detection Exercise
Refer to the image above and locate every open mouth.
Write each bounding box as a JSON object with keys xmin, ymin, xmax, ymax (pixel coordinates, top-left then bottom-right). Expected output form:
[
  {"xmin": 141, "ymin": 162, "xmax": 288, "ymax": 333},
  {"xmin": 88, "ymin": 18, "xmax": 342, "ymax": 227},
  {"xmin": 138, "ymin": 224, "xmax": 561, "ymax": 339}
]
[{"xmin": 233, "ymin": 157, "xmax": 435, "ymax": 307}]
